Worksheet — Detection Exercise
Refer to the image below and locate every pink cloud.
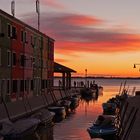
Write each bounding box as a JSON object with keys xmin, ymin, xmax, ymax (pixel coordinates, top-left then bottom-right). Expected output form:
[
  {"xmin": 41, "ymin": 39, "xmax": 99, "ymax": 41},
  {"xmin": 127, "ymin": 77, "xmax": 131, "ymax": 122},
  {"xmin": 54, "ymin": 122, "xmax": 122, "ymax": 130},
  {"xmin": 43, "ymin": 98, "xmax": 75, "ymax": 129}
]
[
  {"xmin": 54, "ymin": 58, "xmax": 69, "ymax": 63},
  {"xmin": 22, "ymin": 12, "xmax": 140, "ymax": 55},
  {"xmin": 42, "ymin": 0, "xmax": 65, "ymax": 9}
]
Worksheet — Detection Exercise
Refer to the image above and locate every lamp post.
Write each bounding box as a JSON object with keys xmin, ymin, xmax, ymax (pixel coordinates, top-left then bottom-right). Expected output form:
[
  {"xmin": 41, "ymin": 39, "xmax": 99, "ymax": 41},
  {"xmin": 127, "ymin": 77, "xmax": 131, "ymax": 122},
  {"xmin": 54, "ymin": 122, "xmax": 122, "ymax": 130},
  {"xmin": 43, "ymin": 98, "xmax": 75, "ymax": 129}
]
[
  {"xmin": 133, "ymin": 63, "xmax": 140, "ymax": 71},
  {"xmin": 85, "ymin": 69, "xmax": 87, "ymax": 87}
]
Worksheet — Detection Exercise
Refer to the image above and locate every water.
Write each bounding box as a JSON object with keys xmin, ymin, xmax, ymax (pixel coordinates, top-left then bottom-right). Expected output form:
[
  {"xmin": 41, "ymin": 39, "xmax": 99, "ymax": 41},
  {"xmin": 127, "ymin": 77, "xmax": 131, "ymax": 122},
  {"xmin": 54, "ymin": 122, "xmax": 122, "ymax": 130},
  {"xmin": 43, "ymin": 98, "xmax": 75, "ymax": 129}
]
[
  {"xmin": 53, "ymin": 78, "xmax": 140, "ymax": 140},
  {"xmin": 54, "ymin": 78, "xmax": 140, "ymax": 94}
]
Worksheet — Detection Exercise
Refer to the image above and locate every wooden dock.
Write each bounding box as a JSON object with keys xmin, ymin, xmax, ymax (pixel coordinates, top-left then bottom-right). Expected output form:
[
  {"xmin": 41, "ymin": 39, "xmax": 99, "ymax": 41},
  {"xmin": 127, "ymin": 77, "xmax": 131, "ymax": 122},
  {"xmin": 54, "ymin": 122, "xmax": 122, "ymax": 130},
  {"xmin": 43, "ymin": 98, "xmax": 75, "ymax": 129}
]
[
  {"xmin": 122, "ymin": 96, "xmax": 140, "ymax": 140},
  {"xmin": 0, "ymin": 88, "xmax": 81, "ymax": 123}
]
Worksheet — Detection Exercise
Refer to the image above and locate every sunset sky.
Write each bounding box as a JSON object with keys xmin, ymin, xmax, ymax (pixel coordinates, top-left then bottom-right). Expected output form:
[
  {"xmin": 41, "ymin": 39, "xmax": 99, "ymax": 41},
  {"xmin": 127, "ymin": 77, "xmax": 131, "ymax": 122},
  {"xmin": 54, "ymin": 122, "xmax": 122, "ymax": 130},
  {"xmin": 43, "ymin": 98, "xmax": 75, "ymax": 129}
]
[{"xmin": 1, "ymin": 0, "xmax": 140, "ymax": 77}]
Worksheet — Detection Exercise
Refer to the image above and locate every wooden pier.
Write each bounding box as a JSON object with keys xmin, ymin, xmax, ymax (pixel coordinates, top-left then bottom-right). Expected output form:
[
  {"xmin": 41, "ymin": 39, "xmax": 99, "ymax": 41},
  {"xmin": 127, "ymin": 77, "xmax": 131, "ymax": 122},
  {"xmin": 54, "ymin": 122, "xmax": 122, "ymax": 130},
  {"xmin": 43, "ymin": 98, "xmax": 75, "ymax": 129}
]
[
  {"xmin": 0, "ymin": 88, "xmax": 81, "ymax": 123},
  {"xmin": 122, "ymin": 96, "xmax": 140, "ymax": 140}
]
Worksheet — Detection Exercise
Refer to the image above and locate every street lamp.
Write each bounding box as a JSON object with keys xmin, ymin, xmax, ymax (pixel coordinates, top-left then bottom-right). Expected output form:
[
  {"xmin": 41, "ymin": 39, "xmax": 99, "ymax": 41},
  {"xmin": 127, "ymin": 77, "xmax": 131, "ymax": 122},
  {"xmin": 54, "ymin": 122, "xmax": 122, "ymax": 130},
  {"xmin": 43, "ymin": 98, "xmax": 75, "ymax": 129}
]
[
  {"xmin": 85, "ymin": 69, "xmax": 87, "ymax": 87},
  {"xmin": 133, "ymin": 63, "xmax": 140, "ymax": 71},
  {"xmin": 133, "ymin": 64, "xmax": 140, "ymax": 68}
]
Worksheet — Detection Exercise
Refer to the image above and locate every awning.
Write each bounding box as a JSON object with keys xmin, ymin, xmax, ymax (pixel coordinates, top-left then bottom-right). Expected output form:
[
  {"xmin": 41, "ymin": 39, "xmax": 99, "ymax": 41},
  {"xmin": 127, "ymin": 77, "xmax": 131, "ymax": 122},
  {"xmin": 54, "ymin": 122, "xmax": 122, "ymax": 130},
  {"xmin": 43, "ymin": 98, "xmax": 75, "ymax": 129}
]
[{"xmin": 54, "ymin": 62, "xmax": 76, "ymax": 73}]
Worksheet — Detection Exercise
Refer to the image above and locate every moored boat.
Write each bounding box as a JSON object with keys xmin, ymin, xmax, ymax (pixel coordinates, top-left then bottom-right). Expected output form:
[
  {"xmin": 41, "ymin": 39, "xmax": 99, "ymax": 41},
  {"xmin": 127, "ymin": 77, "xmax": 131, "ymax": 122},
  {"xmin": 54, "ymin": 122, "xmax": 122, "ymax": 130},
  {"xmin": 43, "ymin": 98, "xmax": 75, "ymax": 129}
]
[
  {"xmin": 69, "ymin": 96, "xmax": 79, "ymax": 110},
  {"xmin": 102, "ymin": 102, "xmax": 117, "ymax": 115},
  {"xmin": 87, "ymin": 115, "xmax": 117, "ymax": 139},
  {"xmin": 0, "ymin": 118, "xmax": 40, "ymax": 139},
  {"xmin": 48, "ymin": 106, "xmax": 66, "ymax": 122},
  {"xmin": 31, "ymin": 109, "xmax": 55, "ymax": 125},
  {"xmin": 58, "ymin": 100, "xmax": 71, "ymax": 114},
  {"xmin": 87, "ymin": 125, "xmax": 117, "ymax": 139},
  {"xmin": 0, "ymin": 136, "xmax": 3, "ymax": 140},
  {"xmin": 80, "ymin": 88, "xmax": 94, "ymax": 98}
]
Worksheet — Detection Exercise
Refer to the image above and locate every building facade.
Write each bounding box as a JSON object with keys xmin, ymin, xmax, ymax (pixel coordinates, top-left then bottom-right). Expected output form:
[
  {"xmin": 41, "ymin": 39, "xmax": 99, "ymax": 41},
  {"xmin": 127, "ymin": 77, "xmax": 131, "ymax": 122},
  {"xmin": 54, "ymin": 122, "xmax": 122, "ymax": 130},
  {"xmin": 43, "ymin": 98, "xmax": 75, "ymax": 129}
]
[{"xmin": 0, "ymin": 9, "xmax": 54, "ymax": 102}]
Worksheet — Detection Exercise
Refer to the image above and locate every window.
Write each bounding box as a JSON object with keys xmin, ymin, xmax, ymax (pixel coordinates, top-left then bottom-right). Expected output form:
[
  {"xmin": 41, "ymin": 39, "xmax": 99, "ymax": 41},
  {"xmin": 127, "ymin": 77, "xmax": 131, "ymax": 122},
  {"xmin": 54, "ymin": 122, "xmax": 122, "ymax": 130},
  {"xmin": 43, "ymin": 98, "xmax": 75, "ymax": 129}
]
[
  {"xmin": 31, "ymin": 35, "xmax": 33, "ymax": 44},
  {"xmin": 20, "ymin": 80, "xmax": 24, "ymax": 92},
  {"xmin": 21, "ymin": 31, "xmax": 24, "ymax": 42},
  {"xmin": 41, "ymin": 80, "xmax": 45, "ymax": 89},
  {"xmin": 12, "ymin": 80, "xmax": 17, "ymax": 93},
  {"xmin": 34, "ymin": 37, "xmax": 36, "ymax": 47},
  {"xmin": 31, "ymin": 80, "xmax": 33, "ymax": 90},
  {"xmin": 31, "ymin": 35, "xmax": 34, "ymax": 45},
  {"xmin": 0, "ymin": 19, "xmax": 1, "ymax": 33},
  {"xmin": 7, "ymin": 51, "xmax": 11, "ymax": 66},
  {"xmin": 7, "ymin": 24, "xmax": 11, "ymax": 37},
  {"xmin": 7, "ymin": 80, "xmax": 10, "ymax": 93},
  {"xmin": 38, "ymin": 59, "xmax": 41, "ymax": 68},
  {"xmin": 12, "ymin": 26, "xmax": 16, "ymax": 39},
  {"xmin": 12, "ymin": 52, "xmax": 16, "ymax": 66},
  {"xmin": 0, "ymin": 48, "xmax": 1, "ymax": 66},
  {"xmin": 30, "ymin": 56, "xmax": 33, "ymax": 67},
  {"xmin": 25, "ymin": 32, "xmax": 27, "ymax": 43},
  {"xmin": 38, "ymin": 39, "xmax": 41, "ymax": 48},
  {"xmin": 32, "ymin": 57, "xmax": 35, "ymax": 67},
  {"xmin": 24, "ymin": 80, "xmax": 27, "ymax": 91},
  {"xmin": 46, "ymin": 80, "xmax": 48, "ymax": 88},
  {"xmin": 21, "ymin": 31, "xmax": 28, "ymax": 43},
  {"xmin": 20, "ymin": 54, "xmax": 25, "ymax": 67}
]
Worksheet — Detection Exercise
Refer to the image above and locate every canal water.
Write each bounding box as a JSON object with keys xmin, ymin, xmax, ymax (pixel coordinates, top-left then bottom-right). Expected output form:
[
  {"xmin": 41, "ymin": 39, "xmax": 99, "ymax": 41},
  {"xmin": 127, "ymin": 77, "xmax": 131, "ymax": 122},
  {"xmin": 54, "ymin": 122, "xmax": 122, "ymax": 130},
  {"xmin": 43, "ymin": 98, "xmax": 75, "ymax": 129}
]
[
  {"xmin": 28, "ymin": 78, "xmax": 140, "ymax": 140},
  {"xmin": 53, "ymin": 78, "xmax": 140, "ymax": 140}
]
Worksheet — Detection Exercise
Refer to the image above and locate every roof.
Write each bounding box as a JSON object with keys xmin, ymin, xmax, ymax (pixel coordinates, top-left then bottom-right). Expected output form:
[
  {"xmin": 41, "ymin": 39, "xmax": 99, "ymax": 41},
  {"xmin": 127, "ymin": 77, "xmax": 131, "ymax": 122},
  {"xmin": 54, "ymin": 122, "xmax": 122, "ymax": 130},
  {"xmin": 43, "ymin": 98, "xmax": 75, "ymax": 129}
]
[
  {"xmin": 54, "ymin": 62, "xmax": 76, "ymax": 73},
  {"xmin": 0, "ymin": 9, "xmax": 55, "ymax": 42}
]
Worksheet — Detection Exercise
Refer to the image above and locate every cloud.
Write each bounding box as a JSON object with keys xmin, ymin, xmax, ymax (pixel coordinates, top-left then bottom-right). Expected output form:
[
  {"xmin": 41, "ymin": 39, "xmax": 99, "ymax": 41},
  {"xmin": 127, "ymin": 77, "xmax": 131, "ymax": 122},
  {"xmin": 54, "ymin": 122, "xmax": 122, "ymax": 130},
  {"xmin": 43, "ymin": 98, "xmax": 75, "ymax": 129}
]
[
  {"xmin": 42, "ymin": 0, "xmax": 65, "ymax": 9},
  {"xmin": 22, "ymin": 12, "xmax": 140, "ymax": 54},
  {"xmin": 19, "ymin": 0, "xmax": 65, "ymax": 9},
  {"xmin": 54, "ymin": 58, "xmax": 69, "ymax": 63}
]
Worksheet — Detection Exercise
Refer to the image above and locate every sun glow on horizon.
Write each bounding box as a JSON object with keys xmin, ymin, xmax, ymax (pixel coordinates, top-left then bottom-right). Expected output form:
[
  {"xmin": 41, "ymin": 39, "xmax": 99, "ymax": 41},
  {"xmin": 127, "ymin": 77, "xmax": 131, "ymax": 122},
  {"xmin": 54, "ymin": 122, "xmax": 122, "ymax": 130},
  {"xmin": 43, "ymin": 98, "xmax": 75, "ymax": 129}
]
[{"xmin": 55, "ymin": 51, "xmax": 140, "ymax": 77}]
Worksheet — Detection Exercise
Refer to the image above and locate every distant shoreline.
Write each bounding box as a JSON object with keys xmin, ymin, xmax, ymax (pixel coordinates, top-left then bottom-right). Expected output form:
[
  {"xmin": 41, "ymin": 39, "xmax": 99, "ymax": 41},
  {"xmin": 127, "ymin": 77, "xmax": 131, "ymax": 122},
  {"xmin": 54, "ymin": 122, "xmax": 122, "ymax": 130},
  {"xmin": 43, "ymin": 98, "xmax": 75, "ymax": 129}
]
[{"xmin": 54, "ymin": 76, "xmax": 140, "ymax": 79}]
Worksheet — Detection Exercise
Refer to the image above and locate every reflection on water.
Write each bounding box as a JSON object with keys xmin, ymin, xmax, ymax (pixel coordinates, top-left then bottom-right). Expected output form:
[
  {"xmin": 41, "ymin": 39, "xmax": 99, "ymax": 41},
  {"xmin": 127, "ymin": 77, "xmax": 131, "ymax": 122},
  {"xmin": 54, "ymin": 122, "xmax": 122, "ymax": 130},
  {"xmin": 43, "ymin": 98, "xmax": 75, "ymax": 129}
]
[
  {"xmin": 53, "ymin": 92, "xmax": 110, "ymax": 140},
  {"xmin": 33, "ymin": 79, "xmax": 140, "ymax": 140}
]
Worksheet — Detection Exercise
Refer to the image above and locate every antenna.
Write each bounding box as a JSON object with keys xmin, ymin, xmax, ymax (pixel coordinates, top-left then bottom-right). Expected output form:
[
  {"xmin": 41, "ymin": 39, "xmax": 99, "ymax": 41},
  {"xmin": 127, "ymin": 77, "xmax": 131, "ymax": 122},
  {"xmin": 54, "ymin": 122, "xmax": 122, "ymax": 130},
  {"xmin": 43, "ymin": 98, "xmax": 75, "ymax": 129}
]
[
  {"xmin": 11, "ymin": 0, "xmax": 15, "ymax": 17},
  {"xmin": 36, "ymin": 0, "xmax": 40, "ymax": 31}
]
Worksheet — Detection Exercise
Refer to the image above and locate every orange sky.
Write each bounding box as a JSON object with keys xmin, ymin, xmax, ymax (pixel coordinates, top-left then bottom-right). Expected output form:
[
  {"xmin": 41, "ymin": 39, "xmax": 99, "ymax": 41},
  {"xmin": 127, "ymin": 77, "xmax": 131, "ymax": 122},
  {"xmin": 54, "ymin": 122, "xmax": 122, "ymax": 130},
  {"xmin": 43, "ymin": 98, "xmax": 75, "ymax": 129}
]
[
  {"xmin": 1, "ymin": 0, "xmax": 140, "ymax": 77},
  {"xmin": 55, "ymin": 51, "xmax": 140, "ymax": 77},
  {"xmin": 22, "ymin": 2, "xmax": 140, "ymax": 77}
]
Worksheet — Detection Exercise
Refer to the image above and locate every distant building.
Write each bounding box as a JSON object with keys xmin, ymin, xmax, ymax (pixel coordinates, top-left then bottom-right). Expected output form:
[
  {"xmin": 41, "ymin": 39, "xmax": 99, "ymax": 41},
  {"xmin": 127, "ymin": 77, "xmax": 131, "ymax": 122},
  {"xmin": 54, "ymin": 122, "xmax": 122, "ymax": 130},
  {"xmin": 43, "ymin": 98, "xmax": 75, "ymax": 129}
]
[{"xmin": 0, "ymin": 9, "xmax": 54, "ymax": 102}]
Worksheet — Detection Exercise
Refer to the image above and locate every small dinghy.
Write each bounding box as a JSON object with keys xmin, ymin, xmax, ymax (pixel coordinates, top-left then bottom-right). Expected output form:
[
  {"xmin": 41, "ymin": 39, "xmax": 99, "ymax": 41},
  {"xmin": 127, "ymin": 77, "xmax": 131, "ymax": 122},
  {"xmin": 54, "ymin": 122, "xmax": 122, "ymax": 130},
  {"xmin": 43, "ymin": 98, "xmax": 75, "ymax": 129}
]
[
  {"xmin": 59, "ymin": 100, "xmax": 71, "ymax": 107},
  {"xmin": 0, "ymin": 118, "xmax": 40, "ymax": 139},
  {"xmin": 58, "ymin": 100, "xmax": 71, "ymax": 112},
  {"xmin": 0, "ymin": 136, "xmax": 3, "ymax": 140},
  {"xmin": 48, "ymin": 106, "xmax": 66, "ymax": 122},
  {"xmin": 69, "ymin": 97, "xmax": 79, "ymax": 110},
  {"xmin": 31, "ymin": 109, "xmax": 55, "ymax": 125},
  {"xmin": 93, "ymin": 115, "xmax": 115, "ymax": 127},
  {"xmin": 102, "ymin": 102, "xmax": 117, "ymax": 115},
  {"xmin": 80, "ymin": 88, "xmax": 94, "ymax": 98},
  {"xmin": 87, "ymin": 125, "xmax": 117, "ymax": 139},
  {"xmin": 87, "ymin": 115, "xmax": 117, "ymax": 139}
]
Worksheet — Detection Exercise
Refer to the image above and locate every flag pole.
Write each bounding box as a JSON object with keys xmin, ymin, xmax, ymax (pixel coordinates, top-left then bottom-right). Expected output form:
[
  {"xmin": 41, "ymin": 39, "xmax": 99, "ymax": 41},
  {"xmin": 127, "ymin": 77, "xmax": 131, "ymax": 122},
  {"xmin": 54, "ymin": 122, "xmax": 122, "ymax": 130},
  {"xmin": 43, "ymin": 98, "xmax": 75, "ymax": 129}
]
[
  {"xmin": 38, "ymin": 1, "xmax": 40, "ymax": 31},
  {"xmin": 11, "ymin": 0, "xmax": 15, "ymax": 17},
  {"xmin": 36, "ymin": 0, "xmax": 40, "ymax": 31}
]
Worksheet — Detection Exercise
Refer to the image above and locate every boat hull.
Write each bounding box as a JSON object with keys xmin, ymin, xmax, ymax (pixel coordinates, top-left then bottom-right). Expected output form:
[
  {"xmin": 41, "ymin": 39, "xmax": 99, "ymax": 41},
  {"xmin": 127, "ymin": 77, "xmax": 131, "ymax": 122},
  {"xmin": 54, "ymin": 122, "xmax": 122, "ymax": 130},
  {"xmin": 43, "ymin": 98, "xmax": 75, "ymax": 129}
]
[
  {"xmin": 48, "ymin": 106, "xmax": 66, "ymax": 122},
  {"xmin": 87, "ymin": 126, "xmax": 117, "ymax": 139}
]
